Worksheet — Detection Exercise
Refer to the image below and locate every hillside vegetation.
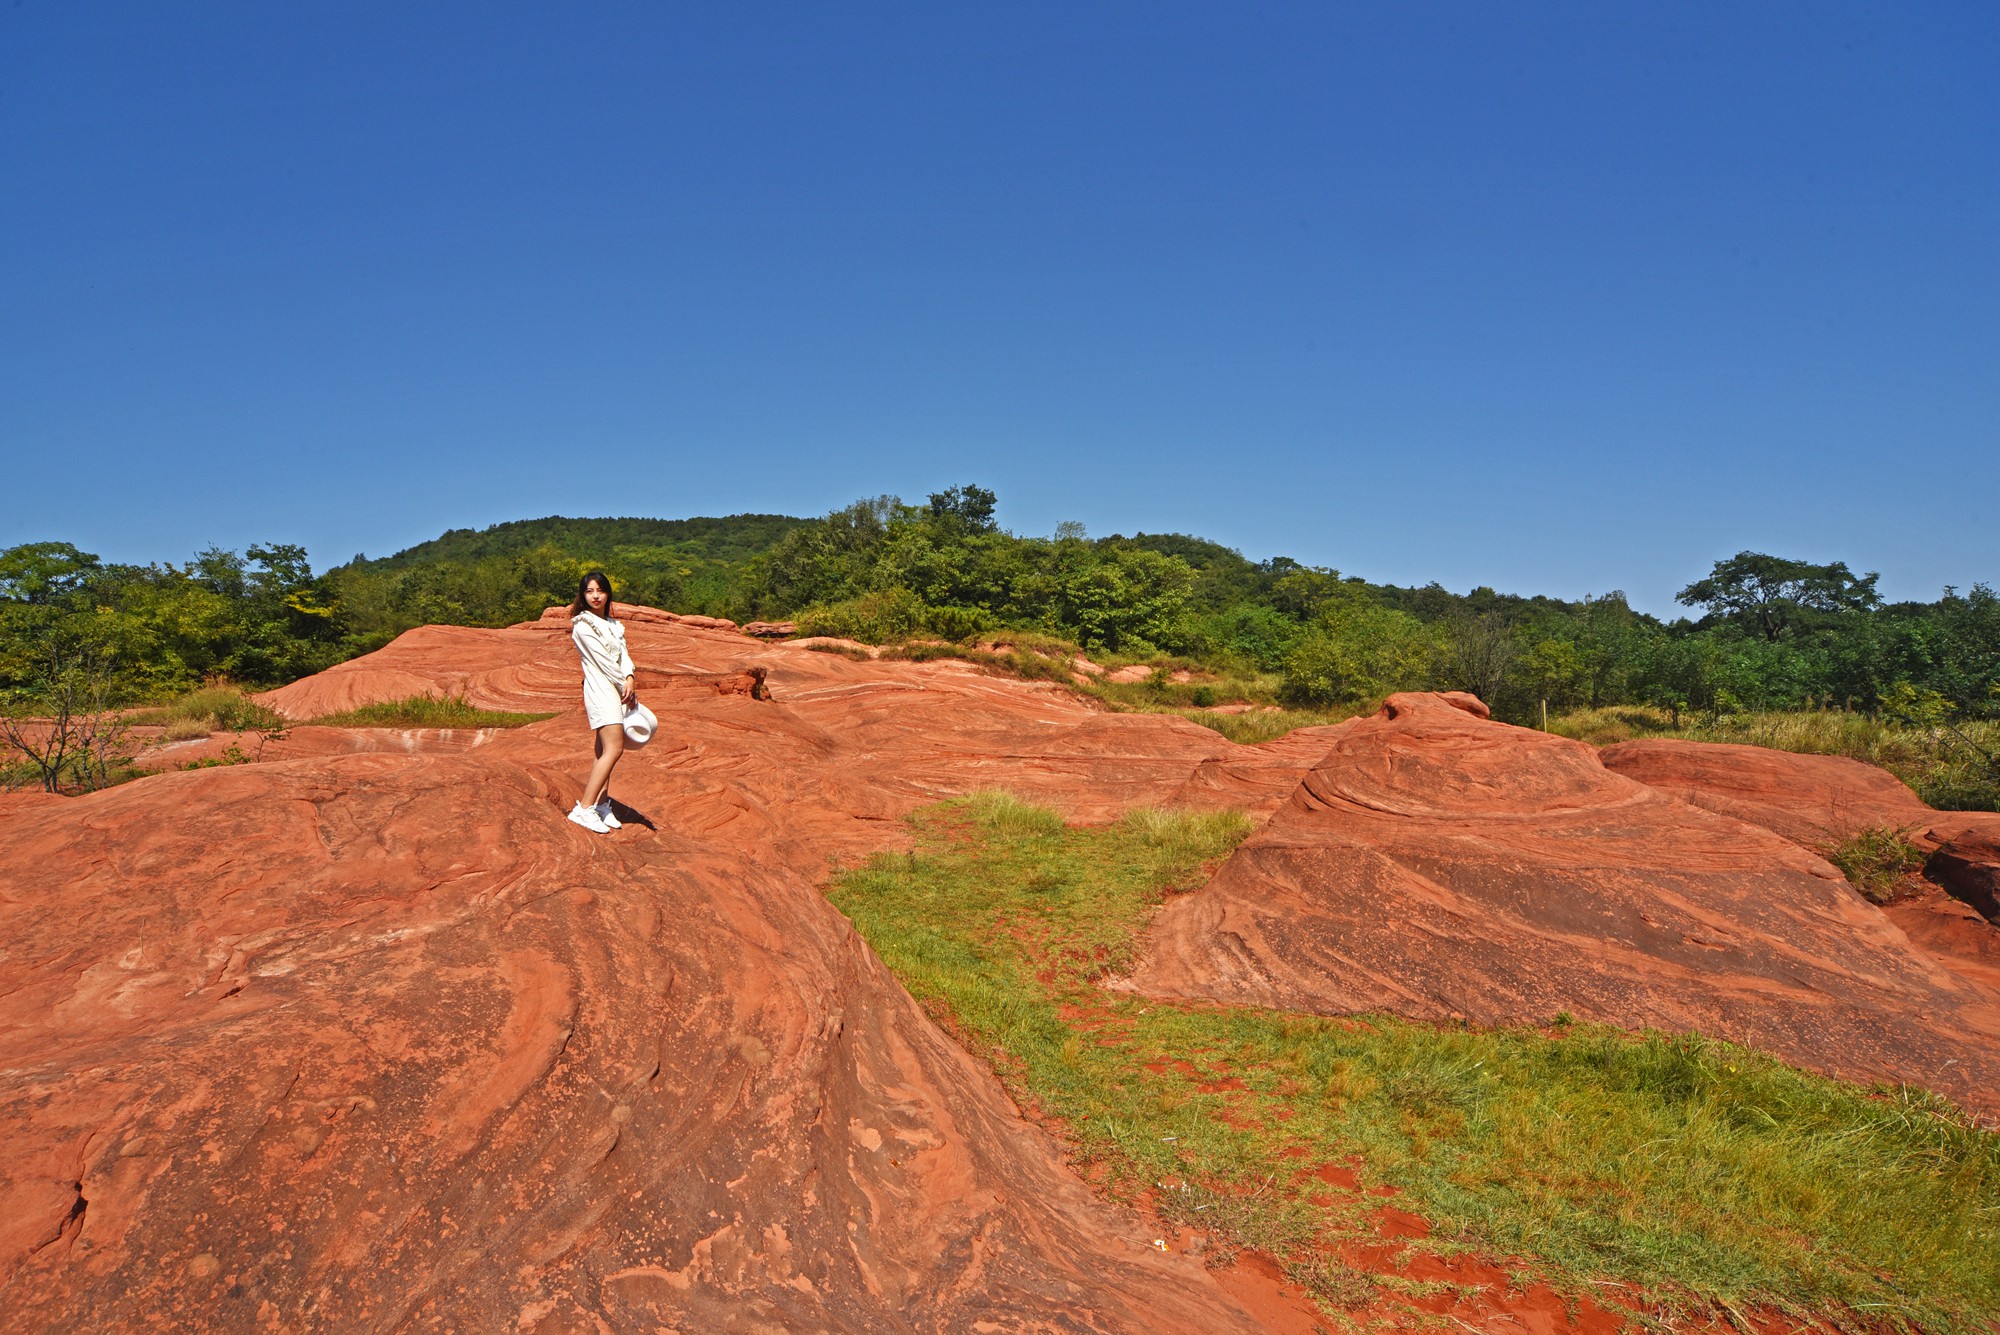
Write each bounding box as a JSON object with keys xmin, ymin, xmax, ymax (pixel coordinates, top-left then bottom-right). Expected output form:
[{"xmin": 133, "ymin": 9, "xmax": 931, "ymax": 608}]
[
  {"xmin": 4, "ymin": 487, "xmax": 1996, "ymax": 804},
  {"xmin": 831, "ymin": 794, "xmax": 2000, "ymax": 1330}
]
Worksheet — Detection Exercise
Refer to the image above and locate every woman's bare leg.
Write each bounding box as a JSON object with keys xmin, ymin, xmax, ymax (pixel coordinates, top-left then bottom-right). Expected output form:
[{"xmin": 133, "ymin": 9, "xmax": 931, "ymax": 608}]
[{"xmin": 581, "ymin": 723, "xmax": 625, "ymax": 808}]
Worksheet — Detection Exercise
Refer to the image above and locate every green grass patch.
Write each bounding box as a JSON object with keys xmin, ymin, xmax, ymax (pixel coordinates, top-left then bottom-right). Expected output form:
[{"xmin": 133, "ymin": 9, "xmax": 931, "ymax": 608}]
[
  {"xmin": 1824, "ymin": 825, "xmax": 1931, "ymax": 905},
  {"xmin": 1171, "ymin": 705, "xmax": 1362, "ymax": 744},
  {"xmin": 827, "ymin": 796, "xmax": 2000, "ymax": 1329},
  {"xmin": 308, "ymin": 694, "xmax": 555, "ymax": 729},
  {"xmin": 127, "ymin": 684, "xmax": 287, "ymax": 736}
]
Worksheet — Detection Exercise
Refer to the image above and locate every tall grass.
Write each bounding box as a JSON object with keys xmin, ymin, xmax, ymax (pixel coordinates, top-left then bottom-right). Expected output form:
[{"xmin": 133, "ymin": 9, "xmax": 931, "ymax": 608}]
[
  {"xmin": 308, "ymin": 694, "xmax": 554, "ymax": 729},
  {"xmin": 127, "ymin": 685, "xmax": 287, "ymax": 737},
  {"xmin": 827, "ymin": 796, "xmax": 2000, "ymax": 1329}
]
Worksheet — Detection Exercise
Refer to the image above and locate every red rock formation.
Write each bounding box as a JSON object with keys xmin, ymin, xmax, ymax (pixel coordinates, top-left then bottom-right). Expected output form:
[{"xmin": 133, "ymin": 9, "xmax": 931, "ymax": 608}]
[
  {"xmin": 1930, "ymin": 822, "xmax": 2000, "ymax": 919},
  {"xmin": 3, "ymin": 611, "xmax": 1333, "ymax": 1332},
  {"xmin": 1598, "ymin": 738, "xmax": 1934, "ymax": 845},
  {"xmin": 13, "ymin": 618, "xmax": 2000, "ymax": 1328},
  {"xmin": 1131, "ymin": 693, "xmax": 2000, "ymax": 1110},
  {"xmin": 1599, "ymin": 737, "xmax": 2000, "ymax": 922}
]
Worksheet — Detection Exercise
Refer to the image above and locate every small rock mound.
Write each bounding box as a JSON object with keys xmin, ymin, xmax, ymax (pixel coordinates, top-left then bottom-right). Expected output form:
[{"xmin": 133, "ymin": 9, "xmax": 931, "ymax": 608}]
[
  {"xmin": 1598, "ymin": 738, "xmax": 1933, "ymax": 845},
  {"xmin": 1131, "ymin": 693, "xmax": 2000, "ymax": 1110},
  {"xmin": 1600, "ymin": 737, "xmax": 2000, "ymax": 922}
]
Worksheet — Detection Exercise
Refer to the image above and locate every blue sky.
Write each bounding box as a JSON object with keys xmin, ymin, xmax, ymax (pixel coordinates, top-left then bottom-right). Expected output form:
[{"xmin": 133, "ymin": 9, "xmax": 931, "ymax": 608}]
[{"xmin": 3, "ymin": 2, "xmax": 1994, "ymax": 614}]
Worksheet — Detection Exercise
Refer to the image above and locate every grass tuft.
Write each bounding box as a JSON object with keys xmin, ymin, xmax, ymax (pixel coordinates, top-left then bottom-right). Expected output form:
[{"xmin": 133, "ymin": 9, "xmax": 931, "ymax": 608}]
[
  {"xmin": 1176, "ymin": 706, "xmax": 1362, "ymax": 745},
  {"xmin": 827, "ymin": 797, "xmax": 2000, "ymax": 1330},
  {"xmin": 128, "ymin": 684, "xmax": 286, "ymax": 735},
  {"xmin": 308, "ymin": 694, "xmax": 555, "ymax": 729},
  {"xmin": 963, "ymin": 788, "xmax": 1068, "ymax": 836},
  {"xmin": 1823, "ymin": 826, "xmax": 1931, "ymax": 905}
]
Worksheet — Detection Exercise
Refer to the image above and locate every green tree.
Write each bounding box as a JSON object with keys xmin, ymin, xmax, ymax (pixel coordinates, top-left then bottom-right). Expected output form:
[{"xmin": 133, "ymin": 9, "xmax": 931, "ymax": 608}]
[
  {"xmin": 1440, "ymin": 610, "xmax": 1517, "ymax": 705},
  {"xmin": 1281, "ymin": 588, "xmax": 1439, "ymax": 705},
  {"xmin": 926, "ymin": 484, "xmax": 999, "ymax": 534},
  {"xmin": 1676, "ymin": 552, "xmax": 1881, "ymax": 642},
  {"xmin": 0, "ymin": 542, "xmax": 101, "ymax": 604},
  {"xmin": 1518, "ymin": 638, "xmax": 1587, "ymax": 710}
]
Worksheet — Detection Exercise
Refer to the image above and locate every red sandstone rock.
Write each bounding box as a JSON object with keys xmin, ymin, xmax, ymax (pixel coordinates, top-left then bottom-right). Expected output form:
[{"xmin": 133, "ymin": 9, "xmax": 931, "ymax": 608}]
[
  {"xmin": 1929, "ymin": 820, "xmax": 2000, "ymax": 920},
  {"xmin": 1885, "ymin": 887, "xmax": 2000, "ymax": 996},
  {"xmin": 1599, "ymin": 737, "xmax": 2000, "ymax": 924},
  {"xmin": 0, "ymin": 778, "xmax": 1266, "ymax": 1332},
  {"xmin": 15, "ymin": 621, "xmax": 2000, "ymax": 1328},
  {"xmin": 258, "ymin": 622, "xmax": 577, "ymax": 719},
  {"xmin": 3, "ymin": 616, "xmax": 1335, "ymax": 1332},
  {"xmin": 778, "ymin": 636, "xmax": 879, "ymax": 658},
  {"xmin": 1131, "ymin": 693, "xmax": 2000, "ymax": 1109},
  {"xmin": 1598, "ymin": 738, "xmax": 1933, "ymax": 845},
  {"xmin": 741, "ymin": 620, "xmax": 798, "ymax": 639}
]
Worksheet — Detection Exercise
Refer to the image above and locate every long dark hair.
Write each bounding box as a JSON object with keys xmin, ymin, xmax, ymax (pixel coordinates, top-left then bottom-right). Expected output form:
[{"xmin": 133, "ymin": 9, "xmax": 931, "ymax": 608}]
[{"xmin": 569, "ymin": 570, "xmax": 615, "ymax": 619}]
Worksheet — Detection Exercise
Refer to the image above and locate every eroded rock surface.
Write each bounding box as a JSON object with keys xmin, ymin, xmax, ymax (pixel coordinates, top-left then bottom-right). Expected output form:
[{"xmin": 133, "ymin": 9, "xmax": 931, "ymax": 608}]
[
  {"xmin": 1599, "ymin": 736, "xmax": 2000, "ymax": 923},
  {"xmin": 1930, "ymin": 822, "xmax": 2000, "ymax": 920},
  {"xmin": 1597, "ymin": 738, "xmax": 1935, "ymax": 845},
  {"xmin": 1132, "ymin": 693, "xmax": 2000, "ymax": 1109},
  {"xmin": 11, "ymin": 621, "xmax": 2000, "ymax": 1330},
  {"xmin": 3, "ymin": 611, "xmax": 1332, "ymax": 1333}
]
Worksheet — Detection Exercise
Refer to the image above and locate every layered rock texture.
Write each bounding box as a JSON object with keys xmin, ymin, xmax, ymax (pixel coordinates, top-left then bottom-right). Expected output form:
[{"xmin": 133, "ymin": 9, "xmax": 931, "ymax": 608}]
[
  {"xmin": 1599, "ymin": 737, "xmax": 2000, "ymax": 921},
  {"xmin": 2, "ymin": 610, "xmax": 1332, "ymax": 1334},
  {"xmin": 5, "ymin": 617, "xmax": 1999, "ymax": 1330},
  {"xmin": 1132, "ymin": 693, "xmax": 2000, "ymax": 1110}
]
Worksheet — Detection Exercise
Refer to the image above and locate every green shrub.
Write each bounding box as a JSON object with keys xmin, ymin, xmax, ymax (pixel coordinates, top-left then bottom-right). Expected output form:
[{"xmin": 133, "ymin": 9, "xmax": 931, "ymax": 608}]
[
  {"xmin": 1281, "ymin": 593, "xmax": 1439, "ymax": 705},
  {"xmin": 796, "ymin": 587, "xmax": 929, "ymax": 644},
  {"xmin": 924, "ymin": 603, "xmax": 996, "ymax": 639}
]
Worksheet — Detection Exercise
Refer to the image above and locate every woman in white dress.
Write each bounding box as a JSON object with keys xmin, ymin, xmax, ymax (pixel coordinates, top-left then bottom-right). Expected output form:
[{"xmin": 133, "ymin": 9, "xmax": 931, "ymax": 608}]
[{"xmin": 567, "ymin": 570, "xmax": 636, "ymax": 833}]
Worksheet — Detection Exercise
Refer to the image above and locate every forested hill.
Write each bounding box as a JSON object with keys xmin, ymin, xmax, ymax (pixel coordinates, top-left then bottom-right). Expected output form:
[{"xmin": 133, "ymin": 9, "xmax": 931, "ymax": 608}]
[
  {"xmin": 3, "ymin": 486, "xmax": 1995, "ymax": 794},
  {"xmin": 353, "ymin": 514, "xmax": 807, "ymax": 570}
]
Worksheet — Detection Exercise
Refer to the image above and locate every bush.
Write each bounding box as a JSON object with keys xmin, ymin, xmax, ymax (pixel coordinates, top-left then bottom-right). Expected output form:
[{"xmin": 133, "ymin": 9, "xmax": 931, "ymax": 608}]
[
  {"xmin": 796, "ymin": 587, "xmax": 929, "ymax": 644},
  {"xmin": 923, "ymin": 603, "xmax": 996, "ymax": 640},
  {"xmin": 1281, "ymin": 592, "xmax": 1439, "ymax": 706}
]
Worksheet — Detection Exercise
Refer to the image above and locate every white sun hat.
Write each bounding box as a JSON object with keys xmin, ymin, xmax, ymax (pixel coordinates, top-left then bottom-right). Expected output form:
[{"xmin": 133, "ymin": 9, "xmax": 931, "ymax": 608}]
[{"xmin": 621, "ymin": 701, "xmax": 658, "ymax": 746}]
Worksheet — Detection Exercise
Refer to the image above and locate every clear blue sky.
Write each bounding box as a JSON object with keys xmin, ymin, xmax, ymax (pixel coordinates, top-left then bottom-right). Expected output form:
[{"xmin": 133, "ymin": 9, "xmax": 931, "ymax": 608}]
[{"xmin": 4, "ymin": 2, "xmax": 1995, "ymax": 613}]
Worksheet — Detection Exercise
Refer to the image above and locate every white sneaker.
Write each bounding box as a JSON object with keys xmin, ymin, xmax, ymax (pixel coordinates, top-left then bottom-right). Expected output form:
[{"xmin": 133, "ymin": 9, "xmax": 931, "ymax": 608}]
[
  {"xmin": 567, "ymin": 802, "xmax": 611, "ymax": 834},
  {"xmin": 595, "ymin": 798, "xmax": 622, "ymax": 829}
]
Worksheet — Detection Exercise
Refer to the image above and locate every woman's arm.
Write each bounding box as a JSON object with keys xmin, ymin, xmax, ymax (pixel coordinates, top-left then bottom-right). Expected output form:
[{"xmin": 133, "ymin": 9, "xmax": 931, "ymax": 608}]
[{"xmin": 617, "ymin": 626, "xmax": 636, "ymax": 702}]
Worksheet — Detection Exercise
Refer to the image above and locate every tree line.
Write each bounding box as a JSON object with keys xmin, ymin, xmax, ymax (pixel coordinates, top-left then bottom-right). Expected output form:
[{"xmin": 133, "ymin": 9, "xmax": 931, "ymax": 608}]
[{"xmin": 3, "ymin": 490, "xmax": 1996, "ymax": 733}]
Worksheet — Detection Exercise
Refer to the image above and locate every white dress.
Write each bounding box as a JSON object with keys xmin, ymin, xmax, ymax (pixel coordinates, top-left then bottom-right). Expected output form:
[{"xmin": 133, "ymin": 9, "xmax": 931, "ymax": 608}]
[{"xmin": 571, "ymin": 612, "xmax": 635, "ymax": 730}]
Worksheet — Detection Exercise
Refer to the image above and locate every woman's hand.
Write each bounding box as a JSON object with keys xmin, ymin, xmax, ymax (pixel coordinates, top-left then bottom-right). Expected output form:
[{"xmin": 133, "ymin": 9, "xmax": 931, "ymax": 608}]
[{"xmin": 620, "ymin": 675, "xmax": 637, "ymax": 705}]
